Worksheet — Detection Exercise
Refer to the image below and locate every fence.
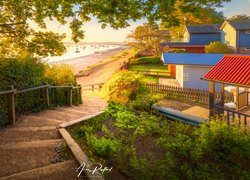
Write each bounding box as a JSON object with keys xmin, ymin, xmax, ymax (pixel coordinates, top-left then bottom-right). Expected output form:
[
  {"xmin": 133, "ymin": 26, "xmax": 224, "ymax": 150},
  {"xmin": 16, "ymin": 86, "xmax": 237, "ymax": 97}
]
[
  {"xmin": 0, "ymin": 84, "xmax": 82, "ymax": 125},
  {"xmin": 81, "ymin": 83, "xmax": 104, "ymax": 91},
  {"xmin": 146, "ymin": 83, "xmax": 234, "ymax": 104},
  {"xmin": 214, "ymin": 104, "xmax": 250, "ymax": 126},
  {"xmin": 132, "ymin": 70, "xmax": 171, "ymax": 78}
]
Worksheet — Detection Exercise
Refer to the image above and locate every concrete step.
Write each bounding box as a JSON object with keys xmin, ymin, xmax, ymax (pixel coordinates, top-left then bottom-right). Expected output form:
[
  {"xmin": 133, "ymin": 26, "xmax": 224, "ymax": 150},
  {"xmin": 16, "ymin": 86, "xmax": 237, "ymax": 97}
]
[
  {"xmin": 0, "ymin": 160, "xmax": 81, "ymax": 180},
  {"xmin": 0, "ymin": 126, "xmax": 59, "ymax": 144},
  {"xmin": 16, "ymin": 115, "xmax": 63, "ymax": 127},
  {"xmin": 0, "ymin": 139, "xmax": 62, "ymax": 177}
]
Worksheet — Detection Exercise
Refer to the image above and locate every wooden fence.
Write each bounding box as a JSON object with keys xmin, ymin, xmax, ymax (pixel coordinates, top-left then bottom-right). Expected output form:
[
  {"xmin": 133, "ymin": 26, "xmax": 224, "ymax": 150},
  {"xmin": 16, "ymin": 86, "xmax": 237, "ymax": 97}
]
[
  {"xmin": 132, "ymin": 70, "xmax": 171, "ymax": 78},
  {"xmin": 147, "ymin": 83, "xmax": 234, "ymax": 104},
  {"xmin": 214, "ymin": 104, "xmax": 250, "ymax": 126},
  {"xmin": 0, "ymin": 84, "xmax": 82, "ymax": 125},
  {"xmin": 81, "ymin": 83, "xmax": 104, "ymax": 91}
]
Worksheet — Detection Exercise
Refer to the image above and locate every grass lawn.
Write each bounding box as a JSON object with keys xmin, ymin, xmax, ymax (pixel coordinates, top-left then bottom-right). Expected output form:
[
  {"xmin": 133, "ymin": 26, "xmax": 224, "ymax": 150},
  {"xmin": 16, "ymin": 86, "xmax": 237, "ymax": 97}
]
[{"xmin": 128, "ymin": 56, "xmax": 170, "ymax": 80}]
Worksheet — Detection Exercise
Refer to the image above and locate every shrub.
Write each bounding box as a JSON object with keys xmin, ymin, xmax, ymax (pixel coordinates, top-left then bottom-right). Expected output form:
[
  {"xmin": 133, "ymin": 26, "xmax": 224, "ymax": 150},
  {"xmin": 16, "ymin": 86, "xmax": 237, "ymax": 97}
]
[
  {"xmin": 166, "ymin": 48, "xmax": 187, "ymax": 53},
  {"xmin": 88, "ymin": 135, "xmax": 120, "ymax": 159},
  {"xmin": 131, "ymin": 56, "xmax": 162, "ymax": 64},
  {"xmin": 101, "ymin": 71, "xmax": 148, "ymax": 104},
  {"xmin": 158, "ymin": 120, "xmax": 250, "ymax": 179},
  {"xmin": 0, "ymin": 56, "xmax": 46, "ymax": 90},
  {"xmin": 205, "ymin": 41, "xmax": 233, "ymax": 54},
  {"xmin": 45, "ymin": 63, "xmax": 77, "ymax": 86}
]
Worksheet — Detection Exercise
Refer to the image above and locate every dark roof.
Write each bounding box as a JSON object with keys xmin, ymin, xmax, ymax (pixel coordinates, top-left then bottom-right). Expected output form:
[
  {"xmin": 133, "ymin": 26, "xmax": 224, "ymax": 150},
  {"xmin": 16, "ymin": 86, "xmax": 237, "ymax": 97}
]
[
  {"xmin": 226, "ymin": 20, "xmax": 250, "ymax": 30},
  {"xmin": 161, "ymin": 42, "xmax": 205, "ymax": 46},
  {"xmin": 186, "ymin": 24, "xmax": 221, "ymax": 34},
  {"xmin": 161, "ymin": 53, "xmax": 224, "ymax": 66},
  {"xmin": 203, "ymin": 55, "xmax": 250, "ymax": 87}
]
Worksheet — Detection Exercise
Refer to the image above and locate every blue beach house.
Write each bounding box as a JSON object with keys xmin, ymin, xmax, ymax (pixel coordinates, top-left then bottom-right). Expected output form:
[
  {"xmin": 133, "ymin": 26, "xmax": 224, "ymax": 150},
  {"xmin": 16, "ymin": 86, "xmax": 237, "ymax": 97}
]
[
  {"xmin": 220, "ymin": 19, "xmax": 250, "ymax": 54},
  {"xmin": 162, "ymin": 24, "xmax": 221, "ymax": 53}
]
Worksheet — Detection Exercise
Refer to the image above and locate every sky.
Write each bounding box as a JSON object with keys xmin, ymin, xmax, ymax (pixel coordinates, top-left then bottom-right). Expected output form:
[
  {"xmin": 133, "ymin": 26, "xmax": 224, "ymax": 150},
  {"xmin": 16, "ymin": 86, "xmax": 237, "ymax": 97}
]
[{"xmin": 34, "ymin": 0, "xmax": 250, "ymax": 43}]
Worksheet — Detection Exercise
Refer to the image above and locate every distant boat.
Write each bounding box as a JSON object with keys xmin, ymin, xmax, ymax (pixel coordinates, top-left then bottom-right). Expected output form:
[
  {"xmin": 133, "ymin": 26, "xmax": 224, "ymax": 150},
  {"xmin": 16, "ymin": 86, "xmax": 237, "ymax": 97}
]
[{"xmin": 75, "ymin": 47, "xmax": 80, "ymax": 53}]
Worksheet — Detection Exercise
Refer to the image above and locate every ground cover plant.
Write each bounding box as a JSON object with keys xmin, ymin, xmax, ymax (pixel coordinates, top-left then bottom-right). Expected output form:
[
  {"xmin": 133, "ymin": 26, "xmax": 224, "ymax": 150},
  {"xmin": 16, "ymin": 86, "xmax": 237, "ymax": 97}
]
[{"xmin": 69, "ymin": 71, "xmax": 250, "ymax": 179}]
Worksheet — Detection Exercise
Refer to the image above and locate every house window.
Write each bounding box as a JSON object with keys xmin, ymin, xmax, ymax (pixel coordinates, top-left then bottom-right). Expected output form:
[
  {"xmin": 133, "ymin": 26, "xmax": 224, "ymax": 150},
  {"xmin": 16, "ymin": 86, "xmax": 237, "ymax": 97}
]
[
  {"xmin": 246, "ymin": 30, "xmax": 250, "ymax": 34},
  {"xmin": 245, "ymin": 47, "xmax": 250, "ymax": 50}
]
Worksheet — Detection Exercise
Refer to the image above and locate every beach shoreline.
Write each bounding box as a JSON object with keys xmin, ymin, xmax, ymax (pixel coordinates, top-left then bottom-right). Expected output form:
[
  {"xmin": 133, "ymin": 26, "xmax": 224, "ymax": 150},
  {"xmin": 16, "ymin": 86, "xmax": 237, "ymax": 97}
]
[
  {"xmin": 59, "ymin": 47, "xmax": 127, "ymax": 74},
  {"xmin": 75, "ymin": 48, "xmax": 135, "ymax": 86}
]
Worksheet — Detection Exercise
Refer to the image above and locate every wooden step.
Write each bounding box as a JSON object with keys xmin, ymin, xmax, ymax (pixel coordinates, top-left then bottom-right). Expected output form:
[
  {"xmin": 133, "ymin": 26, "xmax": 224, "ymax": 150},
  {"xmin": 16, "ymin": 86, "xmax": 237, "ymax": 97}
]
[
  {"xmin": 16, "ymin": 115, "xmax": 63, "ymax": 127},
  {"xmin": 0, "ymin": 160, "xmax": 81, "ymax": 180},
  {"xmin": 0, "ymin": 126, "xmax": 59, "ymax": 144},
  {"xmin": 0, "ymin": 139, "xmax": 62, "ymax": 177},
  {"xmin": 33, "ymin": 110, "xmax": 81, "ymax": 121}
]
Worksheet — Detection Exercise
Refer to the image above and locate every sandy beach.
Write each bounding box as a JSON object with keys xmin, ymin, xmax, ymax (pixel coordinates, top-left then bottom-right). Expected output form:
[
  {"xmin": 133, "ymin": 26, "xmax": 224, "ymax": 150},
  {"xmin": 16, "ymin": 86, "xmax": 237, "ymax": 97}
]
[
  {"xmin": 63, "ymin": 47, "xmax": 127, "ymax": 74},
  {"xmin": 74, "ymin": 48, "xmax": 135, "ymax": 86}
]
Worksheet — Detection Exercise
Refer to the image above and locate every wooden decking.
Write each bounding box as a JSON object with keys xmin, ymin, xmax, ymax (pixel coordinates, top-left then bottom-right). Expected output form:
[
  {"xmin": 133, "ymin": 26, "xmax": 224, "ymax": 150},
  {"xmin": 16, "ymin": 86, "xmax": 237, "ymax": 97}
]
[
  {"xmin": 182, "ymin": 106, "xmax": 209, "ymax": 119},
  {"xmin": 182, "ymin": 105, "xmax": 250, "ymax": 126}
]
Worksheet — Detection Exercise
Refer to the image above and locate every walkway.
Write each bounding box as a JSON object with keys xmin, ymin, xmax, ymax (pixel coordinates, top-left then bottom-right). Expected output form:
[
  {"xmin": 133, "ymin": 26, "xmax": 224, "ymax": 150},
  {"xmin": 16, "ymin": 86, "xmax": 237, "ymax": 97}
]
[{"xmin": 0, "ymin": 96, "xmax": 107, "ymax": 179}]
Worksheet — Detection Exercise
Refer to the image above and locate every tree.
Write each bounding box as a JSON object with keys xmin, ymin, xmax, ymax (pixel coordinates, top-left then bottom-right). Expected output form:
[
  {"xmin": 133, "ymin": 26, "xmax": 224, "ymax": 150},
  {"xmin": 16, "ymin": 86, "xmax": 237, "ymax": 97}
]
[
  {"xmin": 228, "ymin": 14, "xmax": 250, "ymax": 21},
  {"xmin": 0, "ymin": 0, "xmax": 231, "ymax": 57},
  {"xmin": 162, "ymin": 6, "xmax": 225, "ymax": 40},
  {"xmin": 128, "ymin": 23, "xmax": 170, "ymax": 56},
  {"xmin": 205, "ymin": 41, "xmax": 233, "ymax": 54}
]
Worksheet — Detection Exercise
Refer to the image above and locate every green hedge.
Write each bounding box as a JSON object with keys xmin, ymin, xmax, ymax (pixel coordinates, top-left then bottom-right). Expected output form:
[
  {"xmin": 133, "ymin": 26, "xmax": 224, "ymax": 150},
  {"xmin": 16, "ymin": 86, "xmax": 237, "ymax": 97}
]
[{"xmin": 0, "ymin": 56, "xmax": 80, "ymax": 126}]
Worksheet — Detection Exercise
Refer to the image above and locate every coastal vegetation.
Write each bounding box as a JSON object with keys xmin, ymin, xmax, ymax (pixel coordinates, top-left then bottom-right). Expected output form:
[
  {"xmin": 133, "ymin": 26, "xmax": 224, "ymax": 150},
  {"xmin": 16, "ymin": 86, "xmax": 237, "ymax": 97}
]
[
  {"xmin": 205, "ymin": 41, "xmax": 233, "ymax": 54},
  {"xmin": 0, "ymin": 55, "xmax": 80, "ymax": 126},
  {"xmin": 69, "ymin": 70, "xmax": 250, "ymax": 179}
]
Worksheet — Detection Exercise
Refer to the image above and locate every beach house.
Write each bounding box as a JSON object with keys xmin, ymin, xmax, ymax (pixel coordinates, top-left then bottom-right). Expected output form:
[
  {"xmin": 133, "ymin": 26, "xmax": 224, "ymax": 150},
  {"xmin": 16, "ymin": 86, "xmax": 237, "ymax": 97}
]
[
  {"xmin": 161, "ymin": 53, "xmax": 224, "ymax": 89},
  {"xmin": 220, "ymin": 19, "xmax": 250, "ymax": 54},
  {"xmin": 161, "ymin": 24, "xmax": 222, "ymax": 53},
  {"xmin": 203, "ymin": 55, "xmax": 250, "ymax": 124}
]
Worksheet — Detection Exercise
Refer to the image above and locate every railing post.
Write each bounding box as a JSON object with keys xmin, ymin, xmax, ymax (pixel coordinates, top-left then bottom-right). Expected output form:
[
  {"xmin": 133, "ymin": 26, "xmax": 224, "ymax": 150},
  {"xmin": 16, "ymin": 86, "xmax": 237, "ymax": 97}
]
[
  {"xmin": 78, "ymin": 84, "xmax": 82, "ymax": 104},
  {"xmin": 69, "ymin": 86, "xmax": 73, "ymax": 106},
  {"xmin": 209, "ymin": 81, "xmax": 215, "ymax": 117},
  {"xmin": 44, "ymin": 84, "xmax": 50, "ymax": 107},
  {"xmin": 7, "ymin": 86, "xmax": 16, "ymax": 124}
]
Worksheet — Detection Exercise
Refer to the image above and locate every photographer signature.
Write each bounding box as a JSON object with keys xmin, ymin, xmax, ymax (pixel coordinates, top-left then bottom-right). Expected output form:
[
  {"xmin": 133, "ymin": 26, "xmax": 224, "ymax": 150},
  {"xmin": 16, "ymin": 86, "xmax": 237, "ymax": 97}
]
[{"xmin": 76, "ymin": 163, "xmax": 113, "ymax": 177}]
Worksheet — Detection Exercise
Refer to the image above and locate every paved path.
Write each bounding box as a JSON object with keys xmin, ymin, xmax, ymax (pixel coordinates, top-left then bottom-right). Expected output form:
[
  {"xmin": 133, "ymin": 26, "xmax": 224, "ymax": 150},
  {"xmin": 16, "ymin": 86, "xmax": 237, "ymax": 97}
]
[{"xmin": 0, "ymin": 97, "xmax": 107, "ymax": 179}]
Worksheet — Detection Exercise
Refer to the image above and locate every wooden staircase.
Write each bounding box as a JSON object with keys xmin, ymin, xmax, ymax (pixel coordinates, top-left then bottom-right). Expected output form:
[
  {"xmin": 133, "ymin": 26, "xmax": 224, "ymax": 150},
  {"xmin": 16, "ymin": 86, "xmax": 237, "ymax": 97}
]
[{"xmin": 0, "ymin": 97, "xmax": 107, "ymax": 180}]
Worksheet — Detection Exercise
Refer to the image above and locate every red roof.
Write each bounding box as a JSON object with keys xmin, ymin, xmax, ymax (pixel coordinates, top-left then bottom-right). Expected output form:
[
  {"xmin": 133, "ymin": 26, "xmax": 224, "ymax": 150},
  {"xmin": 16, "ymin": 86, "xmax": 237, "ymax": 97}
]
[{"xmin": 203, "ymin": 55, "xmax": 250, "ymax": 87}]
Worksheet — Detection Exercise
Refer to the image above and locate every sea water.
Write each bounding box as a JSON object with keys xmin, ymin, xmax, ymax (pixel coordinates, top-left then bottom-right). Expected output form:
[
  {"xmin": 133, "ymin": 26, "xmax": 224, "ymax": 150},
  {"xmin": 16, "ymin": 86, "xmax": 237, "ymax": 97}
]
[{"xmin": 46, "ymin": 44, "xmax": 120, "ymax": 63}]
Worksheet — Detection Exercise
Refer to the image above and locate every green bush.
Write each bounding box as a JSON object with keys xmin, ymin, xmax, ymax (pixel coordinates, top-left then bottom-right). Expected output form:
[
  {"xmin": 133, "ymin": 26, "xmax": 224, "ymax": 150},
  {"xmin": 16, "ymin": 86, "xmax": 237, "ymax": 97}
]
[
  {"xmin": 0, "ymin": 56, "xmax": 46, "ymax": 90},
  {"xmin": 205, "ymin": 41, "xmax": 233, "ymax": 54},
  {"xmin": 45, "ymin": 63, "xmax": 77, "ymax": 86},
  {"xmin": 0, "ymin": 56, "xmax": 80, "ymax": 126},
  {"xmin": 88, "ymin": 135, "xmax": 120, "ymax": 159},
  {"xmin": 101, "ymin": 71, "xmax": 148, "ymax": 104},
  {"xmin": 158, "ymin": 120, "xmax": 250, "ymax": 179},
  {"xmin": 131, "ymin": 56, "xmax": 162, "ymax": 64},
  {"xmin": 166, "ymin": 48, "xmax": 187, "ymax": 53}
]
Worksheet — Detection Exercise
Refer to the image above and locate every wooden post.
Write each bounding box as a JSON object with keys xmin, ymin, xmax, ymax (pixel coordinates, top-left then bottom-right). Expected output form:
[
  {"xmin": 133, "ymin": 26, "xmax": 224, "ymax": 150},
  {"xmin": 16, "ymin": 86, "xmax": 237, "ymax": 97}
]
[
  {"xmin": 209, "ymin": 81, "xmax": 215, "ymax": 117},
  {"xmin": 218, "ymin": 83, "xmax": 225, "ymax": 114},
  {"xmin": 78, "ymin": 84, "xmax": 82, "ymax": 104},
  {"xmin": 69, "ymin": 86, "xmax": 73, "ymax": 106},
  {"xmin": 7, "ymin": 86, "xmax": 16, "ymax": 124},
  {"xmin": 236, "ymin": 85, "xmax": 239, "ymax": 111},
  {"xmin": 245, "ymin": 88, "xmax": 249, "ymax": 106},
  {"xmin": 44, "ymin": 85, "xmax": 50, "ymax": 107}
]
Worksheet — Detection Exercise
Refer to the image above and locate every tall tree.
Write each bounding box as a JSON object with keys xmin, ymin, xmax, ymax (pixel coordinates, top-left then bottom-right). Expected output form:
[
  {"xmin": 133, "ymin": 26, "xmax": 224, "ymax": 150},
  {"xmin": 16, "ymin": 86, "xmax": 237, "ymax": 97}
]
[
  {"xmin": 128, "ymin": 23, "xmax": 170, "ymax": 55},
  {"xmin": 0, "ymin": 0, "xmax": 231, "ymax": 57}
]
